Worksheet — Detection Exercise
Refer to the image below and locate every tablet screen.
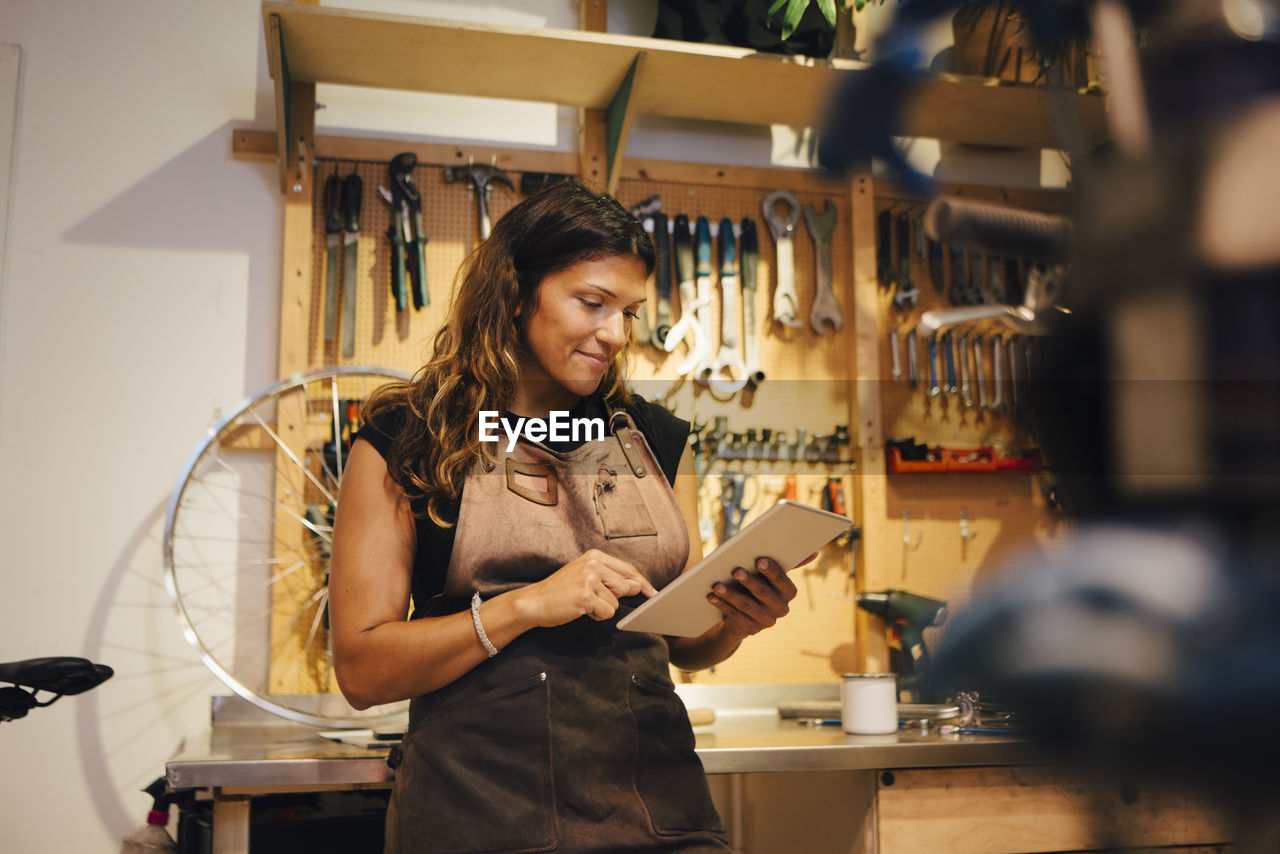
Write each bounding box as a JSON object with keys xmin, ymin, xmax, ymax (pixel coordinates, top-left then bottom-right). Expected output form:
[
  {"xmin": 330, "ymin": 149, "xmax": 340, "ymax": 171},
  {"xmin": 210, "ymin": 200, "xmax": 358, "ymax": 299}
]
[{"xmin": 617, "ymin": 500, "xmax": 852, "ymax": 637}]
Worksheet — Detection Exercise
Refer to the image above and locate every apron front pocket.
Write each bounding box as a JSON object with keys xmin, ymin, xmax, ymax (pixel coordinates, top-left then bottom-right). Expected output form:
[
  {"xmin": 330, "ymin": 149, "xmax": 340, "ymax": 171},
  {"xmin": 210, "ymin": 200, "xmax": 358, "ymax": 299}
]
[
  {"xmin": 594, "ymin": 465, "xmax": 658, "ymax": 539},
  {"xmin": 389, "ymin": 672, "xmax": 557, "ymax": 854},
  {"xmin": 628, "ymin": 673, "xmax": 724, "ymax": 836}
]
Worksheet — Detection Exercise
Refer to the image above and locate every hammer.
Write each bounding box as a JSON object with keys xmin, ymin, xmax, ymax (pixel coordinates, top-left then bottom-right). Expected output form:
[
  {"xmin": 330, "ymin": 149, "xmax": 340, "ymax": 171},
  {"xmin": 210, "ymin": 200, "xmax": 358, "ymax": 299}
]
[{"xmin": 445, "ymin": 162, "xmax": 514, "ymax": 240}]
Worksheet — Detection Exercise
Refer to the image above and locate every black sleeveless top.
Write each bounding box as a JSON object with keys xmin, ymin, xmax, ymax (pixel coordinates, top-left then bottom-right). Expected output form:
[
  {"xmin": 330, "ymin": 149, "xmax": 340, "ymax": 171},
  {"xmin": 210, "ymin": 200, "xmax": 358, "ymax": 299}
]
[{"xmin": 355, "ymin": 393, "xmax": 690, "ymax": 615}]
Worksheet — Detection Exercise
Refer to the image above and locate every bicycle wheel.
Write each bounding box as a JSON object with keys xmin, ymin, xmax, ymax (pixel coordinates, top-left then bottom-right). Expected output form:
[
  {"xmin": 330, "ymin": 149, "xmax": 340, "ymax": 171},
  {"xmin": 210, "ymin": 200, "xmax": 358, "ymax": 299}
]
[{"xmin": 164, "ymin": 365, "xmax": 411, "ymax": 728}]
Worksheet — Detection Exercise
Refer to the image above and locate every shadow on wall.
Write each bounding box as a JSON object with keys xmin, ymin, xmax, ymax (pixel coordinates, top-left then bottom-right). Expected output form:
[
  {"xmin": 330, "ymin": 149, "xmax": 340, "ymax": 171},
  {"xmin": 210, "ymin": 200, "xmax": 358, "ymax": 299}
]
[
  {"xmin": 60, "ymin": 121, "xmax": 281, "ymax": 396},
  {"xmin": 77, "ymin": 496, "xmax": 222, "ymax": 842}
]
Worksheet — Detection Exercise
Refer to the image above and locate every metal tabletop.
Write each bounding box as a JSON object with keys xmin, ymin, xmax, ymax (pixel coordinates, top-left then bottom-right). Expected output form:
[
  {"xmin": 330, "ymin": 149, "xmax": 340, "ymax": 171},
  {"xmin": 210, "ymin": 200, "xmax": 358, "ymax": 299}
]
[{"xmin": 167, "ymin": 685, "xmax": 1043, "ymax": 790}]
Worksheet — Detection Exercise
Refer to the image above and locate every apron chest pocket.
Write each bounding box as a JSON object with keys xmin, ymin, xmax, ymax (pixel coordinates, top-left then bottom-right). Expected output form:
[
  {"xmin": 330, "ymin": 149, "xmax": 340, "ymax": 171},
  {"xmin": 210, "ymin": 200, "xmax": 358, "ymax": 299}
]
[{"xmin": 594, "ymin": 465, "xmax": 658, "ymax": 539}]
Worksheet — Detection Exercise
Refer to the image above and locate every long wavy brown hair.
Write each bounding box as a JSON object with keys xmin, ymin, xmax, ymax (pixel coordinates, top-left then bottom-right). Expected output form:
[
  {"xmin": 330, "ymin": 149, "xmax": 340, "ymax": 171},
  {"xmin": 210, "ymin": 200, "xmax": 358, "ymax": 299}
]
[{"xmin": 364, "ymin": 181, "xmax": 655, "ymax": 525}]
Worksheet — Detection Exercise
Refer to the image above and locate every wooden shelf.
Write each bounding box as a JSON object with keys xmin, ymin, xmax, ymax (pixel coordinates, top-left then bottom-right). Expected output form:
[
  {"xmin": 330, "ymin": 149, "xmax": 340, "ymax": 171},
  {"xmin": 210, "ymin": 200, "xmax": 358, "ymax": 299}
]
[{"xmin": 262, "ymin": 1, "xmax": 1108, "ymax": 188}]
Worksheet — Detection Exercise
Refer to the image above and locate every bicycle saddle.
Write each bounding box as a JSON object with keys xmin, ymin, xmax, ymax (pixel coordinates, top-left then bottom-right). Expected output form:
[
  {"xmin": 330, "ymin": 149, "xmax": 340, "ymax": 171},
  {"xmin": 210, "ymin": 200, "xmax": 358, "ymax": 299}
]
[{"xmin": 0, "ymin": 657, "xmax": 113, "ymax": 696}]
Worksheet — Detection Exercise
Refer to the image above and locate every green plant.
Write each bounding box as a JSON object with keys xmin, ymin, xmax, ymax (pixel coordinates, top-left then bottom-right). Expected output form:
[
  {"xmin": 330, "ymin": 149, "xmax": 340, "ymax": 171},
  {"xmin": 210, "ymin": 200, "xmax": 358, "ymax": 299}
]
[
  {"xmin": 766, "ymin": 0, "xmax": 837, "ymax": 40},
  {"xmin": 767, "ymin": 0, "xmax": 896, "ymax": 40}
]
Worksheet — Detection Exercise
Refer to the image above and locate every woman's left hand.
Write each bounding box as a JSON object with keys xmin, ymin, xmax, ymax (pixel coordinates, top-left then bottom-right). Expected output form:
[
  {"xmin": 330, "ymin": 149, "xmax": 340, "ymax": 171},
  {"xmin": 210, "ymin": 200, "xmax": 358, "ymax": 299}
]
[{"xmin": 706, "ymin": 554, "xmax": 808, "ymax": 640}]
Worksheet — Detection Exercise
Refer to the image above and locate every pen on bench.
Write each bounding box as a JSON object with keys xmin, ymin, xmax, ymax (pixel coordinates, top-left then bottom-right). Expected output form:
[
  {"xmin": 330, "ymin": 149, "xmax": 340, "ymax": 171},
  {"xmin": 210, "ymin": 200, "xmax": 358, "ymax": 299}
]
[{"xmin": 798, "ymin": 718, "xmax": 842, "ymax": 727}]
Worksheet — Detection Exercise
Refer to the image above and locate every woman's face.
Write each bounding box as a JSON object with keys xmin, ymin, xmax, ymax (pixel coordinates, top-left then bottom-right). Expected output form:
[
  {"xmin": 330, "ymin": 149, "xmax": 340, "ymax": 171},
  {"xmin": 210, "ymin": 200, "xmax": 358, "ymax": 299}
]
[{"xmin": 516, "ymin": 254, "xmax": 648, "ymax": 411}]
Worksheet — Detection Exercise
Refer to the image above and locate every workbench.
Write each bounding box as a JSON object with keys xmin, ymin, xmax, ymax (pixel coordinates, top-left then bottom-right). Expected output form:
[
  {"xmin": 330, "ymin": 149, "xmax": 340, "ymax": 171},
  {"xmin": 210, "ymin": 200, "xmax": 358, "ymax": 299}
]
[
  {"xmin": 168, "ymin": 683, "xmax": 1232, "ymax": 853},
  {"xmin": 167, "ymin": 685, "xmax": 1044, "ymax": 854}
]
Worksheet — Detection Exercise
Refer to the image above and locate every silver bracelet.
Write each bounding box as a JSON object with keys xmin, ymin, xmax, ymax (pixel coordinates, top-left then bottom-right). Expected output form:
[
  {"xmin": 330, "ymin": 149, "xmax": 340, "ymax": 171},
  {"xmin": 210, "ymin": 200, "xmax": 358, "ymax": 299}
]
[{"xmin": 471, "ymin": 591, "xmax": 499, "ymax": 658}]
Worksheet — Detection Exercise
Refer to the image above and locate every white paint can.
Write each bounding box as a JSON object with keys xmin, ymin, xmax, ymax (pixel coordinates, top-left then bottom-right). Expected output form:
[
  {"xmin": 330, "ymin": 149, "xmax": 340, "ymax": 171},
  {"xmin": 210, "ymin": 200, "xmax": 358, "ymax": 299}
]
[{"xmin": 840, "ymin": 673, "xmax": 898, "ymax": 734}]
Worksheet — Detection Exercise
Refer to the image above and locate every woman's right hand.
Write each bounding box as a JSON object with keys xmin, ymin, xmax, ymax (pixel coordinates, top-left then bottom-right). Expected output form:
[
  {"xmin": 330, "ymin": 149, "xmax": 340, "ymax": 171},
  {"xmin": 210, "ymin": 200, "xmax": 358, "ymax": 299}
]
[{"xmin": 514, "ymin": 549, "xmax": 657, "ymax": 627}]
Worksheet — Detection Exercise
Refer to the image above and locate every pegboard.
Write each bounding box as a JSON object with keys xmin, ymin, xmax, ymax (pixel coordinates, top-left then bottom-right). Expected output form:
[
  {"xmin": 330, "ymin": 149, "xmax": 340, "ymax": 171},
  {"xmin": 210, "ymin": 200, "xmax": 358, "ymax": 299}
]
[
  {"xmin": 856, "ymin": 188, "xmax": 1076, "ymax": 670},
  {"xmin": 613, "ymin": 176, "xmax": 864, "ymax": 685},
  {"xmin": 288, "ymin": 150, "xmax": 1075, "ymax": 688},
  {"xmin": 305, "ymin": 157, "xmax": 528, "ymax": 373}
]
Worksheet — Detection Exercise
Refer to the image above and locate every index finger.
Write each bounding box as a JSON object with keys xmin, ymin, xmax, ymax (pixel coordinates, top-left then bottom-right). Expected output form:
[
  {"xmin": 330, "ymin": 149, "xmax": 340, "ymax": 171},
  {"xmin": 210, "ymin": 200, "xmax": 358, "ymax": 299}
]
[{"xmin": 590, "ymin": 551, "xmax": 658, "ymax": 598}]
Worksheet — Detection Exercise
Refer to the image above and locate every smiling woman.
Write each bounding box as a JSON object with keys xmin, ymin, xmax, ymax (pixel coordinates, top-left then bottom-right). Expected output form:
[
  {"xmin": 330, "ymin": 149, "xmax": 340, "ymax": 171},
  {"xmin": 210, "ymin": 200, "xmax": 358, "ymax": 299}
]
[{"xmin": 327, "ymin": 181, "xmax": 807, "ymax": 853}]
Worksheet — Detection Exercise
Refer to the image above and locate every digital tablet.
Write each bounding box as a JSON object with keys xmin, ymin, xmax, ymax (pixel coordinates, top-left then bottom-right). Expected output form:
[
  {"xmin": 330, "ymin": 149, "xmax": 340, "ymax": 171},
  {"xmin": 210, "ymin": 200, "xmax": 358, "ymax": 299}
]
[{"xmin": 617, "ymin": 500, "xmax": 852, "ymax": 637}]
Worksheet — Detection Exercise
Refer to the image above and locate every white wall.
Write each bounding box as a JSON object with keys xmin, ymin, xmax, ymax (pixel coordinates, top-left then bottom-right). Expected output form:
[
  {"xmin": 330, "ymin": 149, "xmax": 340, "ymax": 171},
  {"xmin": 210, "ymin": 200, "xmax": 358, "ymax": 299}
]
[{"xmin": 0, "ymin": 1, "xmax": 1062, "ymax": 849}]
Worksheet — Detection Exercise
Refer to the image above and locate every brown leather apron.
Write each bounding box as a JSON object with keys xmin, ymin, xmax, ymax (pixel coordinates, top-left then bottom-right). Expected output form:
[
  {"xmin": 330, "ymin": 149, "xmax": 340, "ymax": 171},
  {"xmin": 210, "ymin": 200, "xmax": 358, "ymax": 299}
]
[{"xmin": 385, "ymin": 410, "xmax": 729, "ymax": 854}]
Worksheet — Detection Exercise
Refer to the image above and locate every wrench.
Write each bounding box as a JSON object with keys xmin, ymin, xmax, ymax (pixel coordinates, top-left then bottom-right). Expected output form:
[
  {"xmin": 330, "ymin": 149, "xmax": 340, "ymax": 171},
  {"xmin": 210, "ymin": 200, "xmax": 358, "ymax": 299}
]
[
  {"xmin": 991, "ymin": 334, "xmax": 1007, "ymax": 413},
  {"xmin": 973, "ymin": 334, "xmax": 989, "ymax": 410},
  {"xmin": 803, "ymin": 200, "xmax": 842, "ymax": 334},
  {"xmin": 906, "ymin": 327, "xmax": 920, "ymax": 386},
  {"xmin": 890, "ymin": 328, "xmax": 903, "ymax": 381},
  {"xmin": 942, "ymin": 330, "xmax": 958, "ymax": 395},
  {"xmin": 892, "ymin": 212, "xmax": 920, "ymax": 311},
  {"xmin": 662, "ymin": 214, "xmax": 710, "ymax": 375},
  {"xmin": 762, "ymin": 189, "xmax": 803, "ymax": 328},
  {"xmin": 709, "ymin": 217, "xmax": 748, "ymax": 394},
  {"xmin": 959, "ymin": 332, "xmax": 974, "ymax": 408},
  {"xmin": 927, "ymin": 333, "xmax": 941, "ymax": 398},
  {"xmin": 739, "ymin": 218, "xmax": 766, "ymax": 387}
]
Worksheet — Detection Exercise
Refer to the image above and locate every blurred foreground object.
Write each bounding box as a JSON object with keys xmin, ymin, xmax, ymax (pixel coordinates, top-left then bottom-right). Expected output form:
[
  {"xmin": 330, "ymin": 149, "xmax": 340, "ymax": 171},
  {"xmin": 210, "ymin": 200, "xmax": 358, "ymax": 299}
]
[{"xmin": 822, "ymin": 1, "xmax": 1280, "ymax": 848}]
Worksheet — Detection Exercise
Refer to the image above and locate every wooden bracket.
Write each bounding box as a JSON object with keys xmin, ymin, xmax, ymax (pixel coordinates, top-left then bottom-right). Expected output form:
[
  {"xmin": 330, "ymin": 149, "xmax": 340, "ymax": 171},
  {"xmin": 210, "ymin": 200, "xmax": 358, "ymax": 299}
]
[{"xmin": 604, "ymin": 52, "xmax": 646, "ymax": 195}]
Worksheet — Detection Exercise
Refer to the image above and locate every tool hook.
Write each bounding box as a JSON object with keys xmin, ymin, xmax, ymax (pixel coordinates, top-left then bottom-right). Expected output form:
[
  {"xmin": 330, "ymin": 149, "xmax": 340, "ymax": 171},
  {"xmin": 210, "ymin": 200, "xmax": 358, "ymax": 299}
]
[{"xmin": 902, "ymin": 509, "xmax": 924, "ymax": 551}]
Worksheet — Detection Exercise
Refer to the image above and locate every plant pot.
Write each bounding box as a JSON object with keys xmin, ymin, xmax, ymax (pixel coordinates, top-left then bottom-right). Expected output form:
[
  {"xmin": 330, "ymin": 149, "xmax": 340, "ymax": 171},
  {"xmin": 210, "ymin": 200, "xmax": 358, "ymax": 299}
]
[{"xmin": 951, "ymin": 0, "xmax": 1091, "ymax": 88}]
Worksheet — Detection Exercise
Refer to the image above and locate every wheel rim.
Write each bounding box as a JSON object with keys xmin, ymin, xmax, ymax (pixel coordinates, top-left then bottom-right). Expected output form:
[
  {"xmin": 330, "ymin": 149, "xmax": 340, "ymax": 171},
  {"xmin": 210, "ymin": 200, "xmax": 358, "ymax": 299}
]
[{"xmin": 164, "ymin": 366, "xmax": 412, "ymax": 728}]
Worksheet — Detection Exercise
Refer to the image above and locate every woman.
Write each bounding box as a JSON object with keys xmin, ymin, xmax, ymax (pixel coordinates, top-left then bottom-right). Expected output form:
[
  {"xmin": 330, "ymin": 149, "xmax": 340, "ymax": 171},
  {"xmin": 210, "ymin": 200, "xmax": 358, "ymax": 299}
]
[{"xmin": 330, "ymin": 182, "xmax": 800, "ymax": 853}]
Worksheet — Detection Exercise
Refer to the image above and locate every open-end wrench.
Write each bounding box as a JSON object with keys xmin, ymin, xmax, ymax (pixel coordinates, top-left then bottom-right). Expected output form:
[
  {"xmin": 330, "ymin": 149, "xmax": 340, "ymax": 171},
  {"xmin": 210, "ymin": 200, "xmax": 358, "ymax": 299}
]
[
  {"xmin": 739, "ymin": 218, "xmax": 766, "ymax": 387},
  {"xmin": 709, "ymin": 217, "xmax": 748, "ymax": 394},
  {"xmin": 890, "ymin": 328, "xmax": 903, "ymax": 381},
  {"xmin": 959, "ymin": 332, "xmax": 974, "ymax": 408},
  {"xmin": 927, "ymin": 333, "xmax": 941, "ymax": 398},
  {"xmin": 973, "ymin": 334, "xmax": 989, "ymax": 410},
  {"xmin": 762, "ymin": 189, "xmax": 803, "ymax": 328},
  {"xmin": 663, "ymin": 215, "xmax": 709, "ymax": 375},
  {"xmin": 892, "ymin": 212, "xmax": 920, "ymax": 311},
  {"xmin": 942, "ymin": 330, "xmax": 958, "ymax": 396},
  {"xmin": 906, "ymin": 327, "xmax": 920, "ymax": 386},
  {"xmin": 803, "ymin": 200, "xmax": 842, "ymax": 334},
  {"xmin": 991, "ymin": 334, "xmax": 1007, "ymax": 413}
]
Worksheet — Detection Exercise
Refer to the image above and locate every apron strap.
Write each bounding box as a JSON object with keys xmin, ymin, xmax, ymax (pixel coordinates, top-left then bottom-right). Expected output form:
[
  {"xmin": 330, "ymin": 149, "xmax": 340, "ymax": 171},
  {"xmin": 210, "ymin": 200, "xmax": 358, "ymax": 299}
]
[{"xmin": 608, "ymin": 409, "xmax": 649, "ymax": 479}]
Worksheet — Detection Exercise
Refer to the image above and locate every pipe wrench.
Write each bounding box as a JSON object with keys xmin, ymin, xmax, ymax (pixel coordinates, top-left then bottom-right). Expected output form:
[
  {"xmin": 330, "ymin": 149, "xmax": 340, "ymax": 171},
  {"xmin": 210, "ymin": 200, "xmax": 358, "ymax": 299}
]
[
  {"xmin": 762, "ymin": 189, "xmax": 803, "ymax": 328},
  {"xmin": 662, "ymin": 214, "xmax": 709, "ymax": 375},
  {"xmin": 709, "ymin": 217, "xmax": 748, "ymax": 394}
]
